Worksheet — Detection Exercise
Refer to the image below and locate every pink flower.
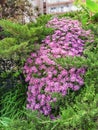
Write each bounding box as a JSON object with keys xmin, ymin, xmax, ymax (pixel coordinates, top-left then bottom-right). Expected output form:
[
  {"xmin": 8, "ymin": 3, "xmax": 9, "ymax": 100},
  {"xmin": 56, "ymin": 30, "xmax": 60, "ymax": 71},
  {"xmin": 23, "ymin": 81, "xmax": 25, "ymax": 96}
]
[
  {"xmin": 25, "ymin": 75, "xmax": 31, "ymax": 82},
  {"xmin": 34, "ymin": 104, "xmax": 40, "ymax": 109},
  {"xmin": 73, "ymin": 85, "xmax": 80, "ymax": 91},
  {"xmin": 24, "ymin": 17, "xmax": 93, "ymax": 117},
  {"xmin": 27, "ymin": 58, "xmax": 32, "ymax": 64},
  {"xmin": 35, "ymin": 58, "xmax": 42, "ymax": 65},
  {"xmin": 31, "ymin": 53, "xmax": 37, "ymax": 57},
  {"xmin": 30, "ymin": 66, "xmax": 38, "ymax": 73}
]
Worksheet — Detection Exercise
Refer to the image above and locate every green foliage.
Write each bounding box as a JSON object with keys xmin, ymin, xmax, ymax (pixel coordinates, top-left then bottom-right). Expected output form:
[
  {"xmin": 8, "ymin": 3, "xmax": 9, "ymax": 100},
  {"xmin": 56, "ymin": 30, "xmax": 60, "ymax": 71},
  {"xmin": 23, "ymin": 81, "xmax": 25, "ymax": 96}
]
[
  {"xmin": 75, "ymin": 0, "xmax": 98, "ymax": 13},
  {"xmin": 52, "ymin": 10, "xmax": 98, "ymax": 129},
  {"xmin": 0, "ymin": 19, "xmax": 53, "ymax": 61},
  {"xmin": 56, "ymin": 50, "xmax": 98, "ymax": 69},
  {"xmin": 0, "ymin": 9, "xmax": 98, "ymax": 130},
  {"xmin": 59, "ymin": 10, "xmax": 90, "ymax": 26},
  {"xmin": 86, "ymin": 0, "xmax": 98, "ymax": 13},
  {"xmin": 0, "ymin": 83, "xmax": 98, "ymax": 130},
  {"xmin": 56, "ymin": 24, "xmax": 98, "ymax": 68},
  {"xmin": 28, "ymin": 15, "xmax": 54, "ymax": 43},
  {"xmin": 34, "ymin": 15, "xmax": 52, "ymax": 27},
  {"xmin": 75, "ymin": 0, "xmax": 98, "ymax": 22},
  {"xmin": 0, "ymin": 14, "xmax": 55, "ymax": 129},
  {"xmin": 0, "ymin": 82, "xmax": 27, "ymax": 118},
  {"xmin": 0, "ymin": 38, "xmax": 29, "ymax": 59},
  {"xmin": 0, "ymin": 19, "xmax": 44, "ymax": 40},
  {"xmin": 91, "ymin": 13, "xmax": 98, "ymax": 22}
]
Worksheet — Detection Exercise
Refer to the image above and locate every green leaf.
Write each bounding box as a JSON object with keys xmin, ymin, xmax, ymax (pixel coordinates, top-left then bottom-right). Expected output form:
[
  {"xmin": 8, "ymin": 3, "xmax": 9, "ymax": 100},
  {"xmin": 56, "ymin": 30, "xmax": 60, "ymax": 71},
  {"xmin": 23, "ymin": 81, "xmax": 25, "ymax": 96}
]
[{"xmin": 86, "ymin": 0, "xmax": 98, "ymax": 12}]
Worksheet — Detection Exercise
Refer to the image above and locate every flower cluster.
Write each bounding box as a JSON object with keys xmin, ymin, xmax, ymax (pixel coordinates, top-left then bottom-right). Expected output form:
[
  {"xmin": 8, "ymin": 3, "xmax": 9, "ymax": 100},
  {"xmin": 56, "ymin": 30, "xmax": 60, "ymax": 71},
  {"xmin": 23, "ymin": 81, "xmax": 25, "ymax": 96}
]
[{"xmin": 24, "ymin": 18, "xmax": 92, "ymax": 116}]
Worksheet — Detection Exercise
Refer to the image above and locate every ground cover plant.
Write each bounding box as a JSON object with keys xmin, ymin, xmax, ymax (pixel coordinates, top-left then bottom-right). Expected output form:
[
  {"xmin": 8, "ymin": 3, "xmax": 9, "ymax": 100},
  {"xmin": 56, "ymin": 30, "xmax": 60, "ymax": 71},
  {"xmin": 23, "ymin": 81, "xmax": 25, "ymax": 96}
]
[
  {"xmin": 24, "ymin": 17, "xmax": 93, "ymax": 117},
  {"xmin": 0, "ymin": 10, "xmax": 98, "ymax": 130}
]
